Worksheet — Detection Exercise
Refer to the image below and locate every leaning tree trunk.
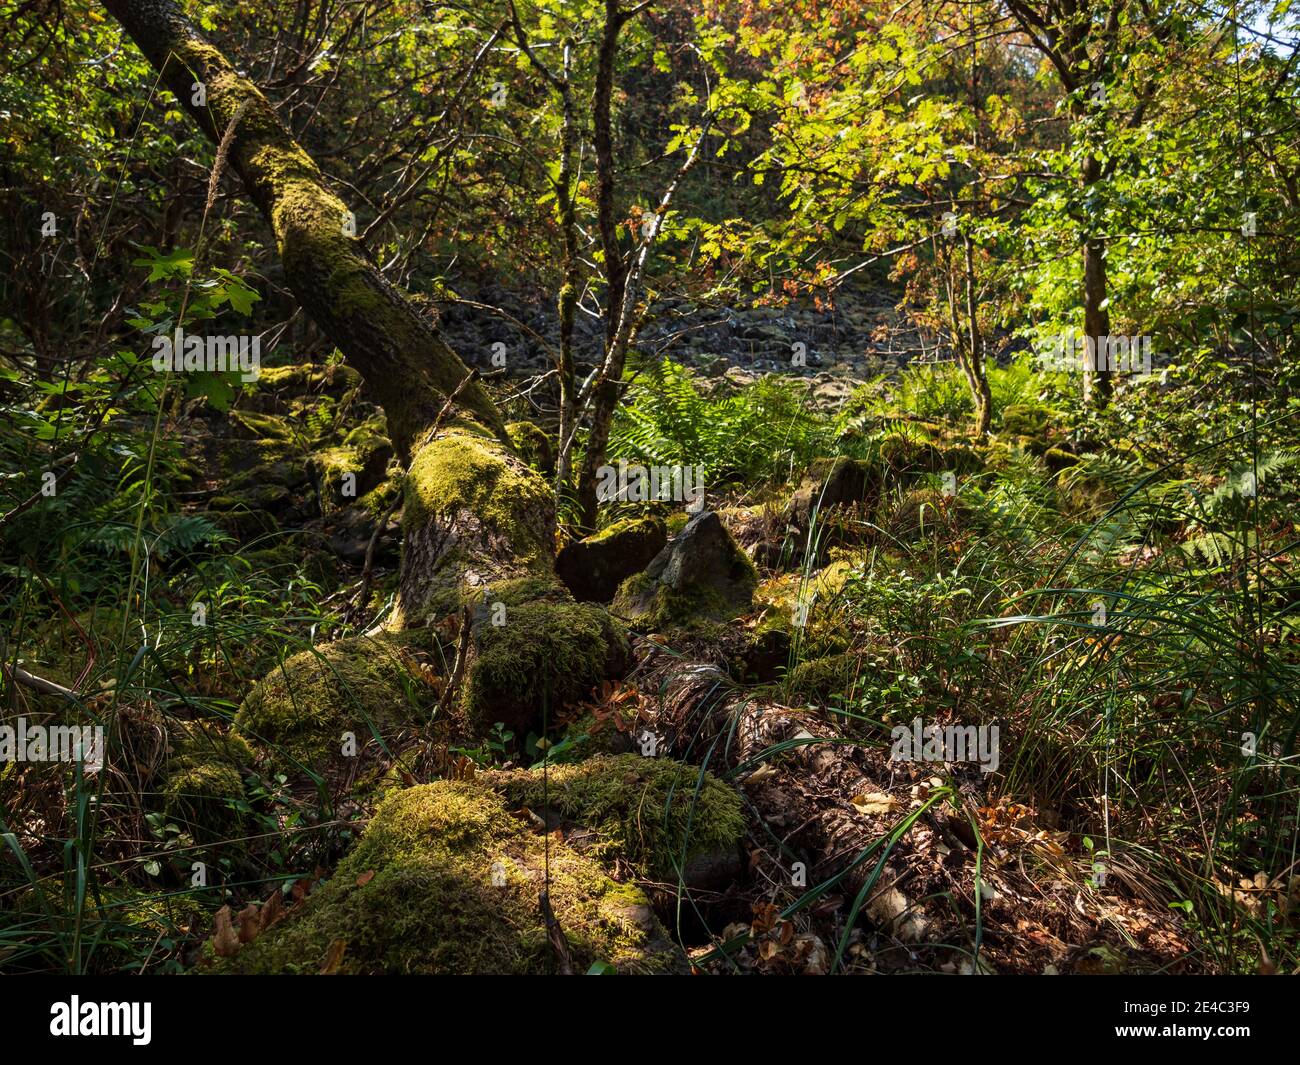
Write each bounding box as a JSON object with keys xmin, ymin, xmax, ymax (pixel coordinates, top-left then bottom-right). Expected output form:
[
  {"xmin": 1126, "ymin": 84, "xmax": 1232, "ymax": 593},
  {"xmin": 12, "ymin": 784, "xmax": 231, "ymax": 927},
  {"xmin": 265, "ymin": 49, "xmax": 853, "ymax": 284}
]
[
  {"xmin": 103, "ymin": 0, "xmax": 627, "ymax": 729},
  {"xmin": 102, "ymin": 0, "xmax": 502, "ymax": 461}
]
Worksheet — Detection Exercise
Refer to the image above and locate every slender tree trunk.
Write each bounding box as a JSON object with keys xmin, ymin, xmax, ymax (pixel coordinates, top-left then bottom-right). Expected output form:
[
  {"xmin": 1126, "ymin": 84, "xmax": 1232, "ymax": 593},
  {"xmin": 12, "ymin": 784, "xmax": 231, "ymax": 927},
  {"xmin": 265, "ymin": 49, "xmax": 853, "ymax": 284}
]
[
  {"xmin": 574, "ymin": 0, "xmax": 631, "ymax": 531},
  {"xmin": 961, "ymin": 237, "xmax": 992, "ymax": 437},
  {"xmin": 1081, "ymin": 156, "xmax": 1113, "ymax": 408},
  {"xmin": 593, "ymin": 0, "xmax": 628, "ymax": 353},
  {"xmin": 552, "ymin": 55, "xmax": 581, "ymax": 495}
]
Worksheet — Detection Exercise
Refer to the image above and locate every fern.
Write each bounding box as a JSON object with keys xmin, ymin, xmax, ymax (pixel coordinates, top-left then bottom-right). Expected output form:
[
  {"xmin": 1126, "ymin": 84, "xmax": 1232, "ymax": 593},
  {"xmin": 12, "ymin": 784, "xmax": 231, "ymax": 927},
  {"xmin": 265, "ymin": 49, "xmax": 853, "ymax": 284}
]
[{"xmin": 607, "ymin": 358, "xmax": 835, "ymax": 486}]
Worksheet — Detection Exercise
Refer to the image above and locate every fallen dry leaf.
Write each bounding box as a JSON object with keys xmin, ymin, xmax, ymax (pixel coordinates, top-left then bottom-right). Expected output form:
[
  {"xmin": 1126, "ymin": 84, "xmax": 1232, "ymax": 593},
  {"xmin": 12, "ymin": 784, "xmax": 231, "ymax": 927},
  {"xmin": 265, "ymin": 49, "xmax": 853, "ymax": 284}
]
[
  {"xmin": 212, "ymin": 905, "xmax": 239, "ymax": 958},
  {"xmin": 851, "ymin": 791, "xmax": 899, "ymax": 816},
  {"xmin": 261, "ymin": 889, "xmax": 285, "ymax": 930},
  {"xmin": 236, "ymin": 902, "xmax": 261, "ymax": 944},
  {"xmin": 320, "ymin": 938, "xmax": 347, "ymax": 975}
]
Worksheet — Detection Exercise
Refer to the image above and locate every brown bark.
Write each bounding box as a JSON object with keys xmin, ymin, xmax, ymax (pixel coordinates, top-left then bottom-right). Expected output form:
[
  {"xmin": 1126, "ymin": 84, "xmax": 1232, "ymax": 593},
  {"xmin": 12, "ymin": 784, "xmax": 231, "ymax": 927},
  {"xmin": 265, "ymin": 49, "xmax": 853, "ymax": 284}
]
[{"xmin": 574, "ymin": 0, "xmax": 633, "ymax": 530}]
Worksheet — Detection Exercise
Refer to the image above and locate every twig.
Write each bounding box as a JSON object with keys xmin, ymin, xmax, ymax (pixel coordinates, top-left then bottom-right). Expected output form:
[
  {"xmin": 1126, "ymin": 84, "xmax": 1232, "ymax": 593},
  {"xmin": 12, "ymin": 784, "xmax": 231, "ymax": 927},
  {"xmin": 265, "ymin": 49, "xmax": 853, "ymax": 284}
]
[
  {"xmin": 539, "ymin": 889, "xmax": 575, "ymax": 975},
  {"xmin": 346, "ymin": 486, "xmax": 404, "ymax": 624},
  {"xmin": 2, "ymin": 662, "xmax": 78, "ymax": 700},
  {"xmin": 436, "ymin": 604, "xmax": 474, "ymax": 719}
]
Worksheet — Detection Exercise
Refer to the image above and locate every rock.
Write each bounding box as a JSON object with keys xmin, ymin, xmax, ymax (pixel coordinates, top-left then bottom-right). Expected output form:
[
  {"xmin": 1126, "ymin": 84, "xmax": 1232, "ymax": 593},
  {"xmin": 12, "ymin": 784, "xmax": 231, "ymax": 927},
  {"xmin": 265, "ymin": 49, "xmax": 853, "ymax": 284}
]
[
  {"xmin": 235, "ymin": 631, "xmax": 443, "ymax": 774},
  {"xmin": 999, "ymin": 403, "xmax": 1051, "ymax": 437},
  {"xmin": 786, "ymin": 457, "xmax": 881, "ymax": 526},
  {"xmin": 463, "ymin": 600, "xmax": 632, "ymax": 736},
  {"xmin": 483, "ymin": 753, "xmax": 744, "ymax": 887},
  {"xmin": 555, "ymin": 516, "xmax": 667, "ymax": 603},
  {"xmin": 209, "ymin": 778, "xmax": 690, "ymax": 974},
  {"xmin": 161, "ymin": 724, "xmax": 256, "ymax": 844},
  {"xmin": 612, "ymin": 511, "xmax": 757, "ymax": 628}
]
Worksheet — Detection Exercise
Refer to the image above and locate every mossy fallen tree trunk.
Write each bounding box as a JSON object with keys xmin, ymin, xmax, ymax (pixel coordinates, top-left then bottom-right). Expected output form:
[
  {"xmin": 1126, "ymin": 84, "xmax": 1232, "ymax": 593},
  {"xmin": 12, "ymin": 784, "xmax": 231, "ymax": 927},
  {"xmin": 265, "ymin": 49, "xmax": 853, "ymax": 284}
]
[
  {"xmin": 101, "ymin": 0, "xmax": 501, "ymax": 460},
  {"xmin": 103, "ymin": 0, "xmax": 629, "ymax": 732},
  {"xmin": 105, "ymin": 3, "xmax": 747, "ymax": 975}
]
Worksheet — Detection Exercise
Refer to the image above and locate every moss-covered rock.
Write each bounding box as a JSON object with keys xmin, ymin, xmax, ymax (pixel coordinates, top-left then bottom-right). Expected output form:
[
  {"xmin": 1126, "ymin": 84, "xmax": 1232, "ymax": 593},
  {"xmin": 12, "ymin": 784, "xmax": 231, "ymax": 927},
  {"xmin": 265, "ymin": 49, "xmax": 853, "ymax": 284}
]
[
  {"xmin": 998, "ymin": 403, "xmax": 1051, "ymax": 437},
  {"xmin": 505, "ymin": 420, "xmax": 556, "ymax": 479},
  {"xmin": 464, "ymin": 601, "xmax": 630, "ymax": 735},
  {"xmin": 484, "ymin": 754, "xmax": 744, "ymax": 884},
  {"xmin": 162, "ymin": 724, "xmax": 255, "ymax": 841},
  {"xmin": 209, "ymin": 779, "xmax": 688, "ymax": 974},
  {"xmin": 252, "ymin": 362, "xmax": 362, "ymax": 402},
  {"xmin": 556, "ymin": 516, "xmax": 667, "ymax": 603},
  {"xmin": 613, "ymin": 511, "xmax": 757, "ymax": 630},
  {"xmin": 235, "ymin": 631, "xmax": 441, "ymax": 774},
  {"xmin": 310, "ymin": 412, "xmax": 393, "ymax": 510}
]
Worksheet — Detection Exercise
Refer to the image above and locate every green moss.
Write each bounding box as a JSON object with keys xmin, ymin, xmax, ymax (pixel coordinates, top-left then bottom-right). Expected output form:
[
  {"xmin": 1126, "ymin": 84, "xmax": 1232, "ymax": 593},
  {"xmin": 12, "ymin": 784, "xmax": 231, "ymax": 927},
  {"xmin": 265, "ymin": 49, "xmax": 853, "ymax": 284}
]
[
  {"xmin": 255, "ymin": 363, "xmax": 362, "ymax": 394},
  {"xmin": 161, "ymin": 724, "xmax": 255, "ymax": 843},
  {"xmin": 234, "ymin": 631, "xmax": 441, "ymax": 773},
  {"xmin": 404, "ymin": 430, "xmax": 551, "ymax": 550},
  {"xmin": 229, "ymin": 409, "xmax": 296, "ymax": 441},
  {"xmin": 998, "ymin": 403, "xmax": 1051, "ymax": 437},
  {"xmin": 486, "ymin": 574, "xmax": 573, "ymax": 607},
  {"xmin": 464, "ymin": 601, "xmax": 629, "ymax": 735},
  {"xmin": 394, "ymin": 430, "xmax": 558, "ymax": 627},
  {"xmin": 210, "ymin": 780, "xmax": 687, "ymax": 974},
  {"xmin": 505, "ymin": 421, "xmax": 556, "ymax": 478},
  {"xmin": 485, "ymin": 754, "xmax": 744, "ymax": 882},
  {"xmin": 612, "ymin": 567, "xmax": 756, "ymax": 632}
]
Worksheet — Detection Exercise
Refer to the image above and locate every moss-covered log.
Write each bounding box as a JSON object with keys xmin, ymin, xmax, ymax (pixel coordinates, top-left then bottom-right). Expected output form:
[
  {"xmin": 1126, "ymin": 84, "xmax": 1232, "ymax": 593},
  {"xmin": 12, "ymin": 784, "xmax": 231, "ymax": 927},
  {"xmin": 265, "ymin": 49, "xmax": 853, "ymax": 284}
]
[
  {"xmin": 101, "ymin": 0, "xmax": 501, "ymax": 458},
  {"xmin": 103, "ymin": 0, "xmax": 630, "ymax": 734}
]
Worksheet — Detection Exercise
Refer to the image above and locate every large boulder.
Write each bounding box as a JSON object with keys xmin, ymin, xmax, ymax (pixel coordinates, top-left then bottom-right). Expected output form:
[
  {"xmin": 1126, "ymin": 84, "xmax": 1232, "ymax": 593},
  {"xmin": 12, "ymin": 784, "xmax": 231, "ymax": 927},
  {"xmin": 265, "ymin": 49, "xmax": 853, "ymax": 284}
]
[
  {"xmin": 484, "ymin": 754, "xmax": 745, "ymax": 887},
  {"xmin": 555, "ymin": 516, "xmax": 667, "ymax": 603},
  {"xmin": 209, "ymin": 778, "xmax": 691, "ymax": 974},
  {"xmin": 612, "ymin": 511, "xmax": 757, "ymax": 629},
  {"xmin": 234, "ymin": 631, "xmax": 441, "ymax": 775}
]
